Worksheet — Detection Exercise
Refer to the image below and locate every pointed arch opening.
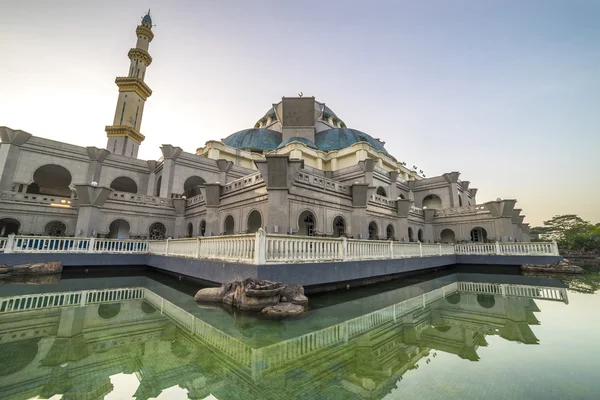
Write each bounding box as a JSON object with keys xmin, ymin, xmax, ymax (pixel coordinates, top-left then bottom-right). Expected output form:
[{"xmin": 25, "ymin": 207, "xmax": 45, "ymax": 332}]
[
  {"xmin": 247, "ymin": 210, "xmax": 262, "ymax": 233},
  {"xmin": 368, "ymin": 222, "xmax": 378, "ymax": 240},
  {"xmin": 108, "ymin": 219, "xmax": 130, "ymax": 239},
  {"xmin": 298, "ymin": 211, "xmax": 316, "ymax": 236},
  {"xmin": 333, "ymin": 216, "xmax": 346, "ymax": 238},
  {"xmin": 224, "ymin": 215, "xmax": 235, "ymax": 235}
]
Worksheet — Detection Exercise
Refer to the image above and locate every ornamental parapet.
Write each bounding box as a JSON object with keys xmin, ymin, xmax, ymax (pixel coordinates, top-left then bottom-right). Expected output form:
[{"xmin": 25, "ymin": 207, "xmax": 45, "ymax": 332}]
[
  {"xmin": 434, "ymin": 204, "xmax": 488, "ymax": 217},
  {"xmin": 128, "ymin": 48, "xmax": 152, "ymax": 66},
  {"xmin": 105, "ymin": 125, "xmax": 145, "ymax": 144},
  {"xmin": 296, "ymin": 170, "xmax": 351, "ymax": 196},
  {"xmin": 109, "ymin": 190, "xmax": 172, "ymax": 207},
  {"xmin": 115, "ymin": 77, "xmax": 152, "ymax": 100},
  {"xmin": 223, "ymin": 172, "xmax": 263, "ymax": 195},
  {"xmin": 136, "ymin": 25, "xmax": 154, "ymax": 41}
]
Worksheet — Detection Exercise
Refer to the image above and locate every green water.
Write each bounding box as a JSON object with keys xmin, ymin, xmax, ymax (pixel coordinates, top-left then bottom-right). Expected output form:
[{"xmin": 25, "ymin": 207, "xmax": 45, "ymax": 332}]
[{"xmin": 0, "ymin": 269, "xmax": 599, "ymax": 400}]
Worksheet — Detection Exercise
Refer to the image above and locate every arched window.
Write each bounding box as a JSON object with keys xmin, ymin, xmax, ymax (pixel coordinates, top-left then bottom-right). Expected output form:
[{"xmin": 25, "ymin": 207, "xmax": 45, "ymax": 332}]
[
  {"xmin": 187, "ymin": 223, "xmax": 193, "ymax": 238},
  {"xmin": 108, "ymin": 219, "xmax": 130, "ymax": 239},
  {"xmin": 477, "ymin": 294, "xmax": 495, "ymax": 309},
  {"xmin": 149, "ymin": 222, "xmax": 166, "ymax": 240},
  {"xmin": 27, "ymin": 165, "xmax": 72, "ymax": 197},
  {"xmin": 368, "ymin": 222, "xmax": 378, "ymax": 240},
  {"xmin": 376, "ymin": 187, "xmax": 387, "ymax": 197},
  {"xmin": 183, "ymin": 176, "xmax": 206, "ymax": 198},
  {"xmin": 98, "ymin": 303, "xmax": 121, "ymax": 319},
  {"xmin": 247, "ymin": 210, "xmax": 262, "ymax": 233},
  {"xmin": 224, "ymin": 215, "xmax": 234, "ymax": 235},
  {"xmin": 110, "ymin": 177, "xmax": 138, "ymax": 194},
  {"xmin": 422, "ymin": 194, "xmax": 442, "ymax": 209},
  {"xmin": 440, "ymin": 228, "xmax": 456, "ymax": 244},
  {"xmin": 417, "ymin": 229, "xmax": 424, "ymax": 242},
  {"xmin": 333, "ymin": 216, "xmax": 345, "ymax": 237},
  {"xmin": 298, "ymin": 211, "xmax": 316, "ymax": 236},
  {"xmin": 0, "ymin": 218, "xmax": 20, "ymax": 237},
  {"xmin": 155, "ymin": 176, "xmax": 162, "ymax": 197},
  {"xmin": 408, "ymin": 227, "xmax": 414, "ymax": 242},
  {"xmin": 470, "ymin": 227, "xmax": 488, "ymax": 243},
  {"xmin": 386, "ymin": 224, "xmax": 395, "ymax": 240},
  {"xmin": 44, "ymin": 221, "xmax": 67, "ymax": 237},
  {"xmin": 199, "ymin": 220, "xmax": 206, "ymax": 237}
]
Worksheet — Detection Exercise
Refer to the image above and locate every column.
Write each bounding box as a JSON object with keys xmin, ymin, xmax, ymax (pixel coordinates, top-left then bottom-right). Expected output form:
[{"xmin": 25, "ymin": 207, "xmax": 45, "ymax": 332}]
[{"xmin": 0, "ymin": 128, "xmax": 32, "ymax": 190}]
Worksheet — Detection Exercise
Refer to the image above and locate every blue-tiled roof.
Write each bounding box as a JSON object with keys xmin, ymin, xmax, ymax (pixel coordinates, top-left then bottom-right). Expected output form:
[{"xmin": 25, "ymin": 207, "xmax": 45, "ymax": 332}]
[
  {"xmin": 277, "ymin": 137, "xmax": 317, "ymax": 150},
  {"xmin": 223, "ymin": 129, "xmax": 282, "ymax": 151},
  {"xmin": 142, "ymin": 14, "xmax": 152, "ymax": 24},
  {"xmin": 315, "ymin": 128, "xmax": 388, "ymax": 154}
]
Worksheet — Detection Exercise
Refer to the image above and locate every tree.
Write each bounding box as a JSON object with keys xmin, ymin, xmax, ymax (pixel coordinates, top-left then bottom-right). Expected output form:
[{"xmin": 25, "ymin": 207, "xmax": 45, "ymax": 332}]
[{"xmin": 530, "ymin": 214, "xmax": 587, "ymax": 241}]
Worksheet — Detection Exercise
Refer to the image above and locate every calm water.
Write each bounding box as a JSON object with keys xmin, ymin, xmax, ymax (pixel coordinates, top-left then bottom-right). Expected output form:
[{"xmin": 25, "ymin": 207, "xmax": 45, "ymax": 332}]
[{"xmin": 0, "ymin": 268, "xmax": 599, "ymax": 400}]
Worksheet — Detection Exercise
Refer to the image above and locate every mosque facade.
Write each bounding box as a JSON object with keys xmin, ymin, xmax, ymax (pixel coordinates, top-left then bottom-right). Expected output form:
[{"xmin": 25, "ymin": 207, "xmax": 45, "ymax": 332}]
[{"xmin": 0, "ymin": 12, "xmax": 530, "ymax": 243}]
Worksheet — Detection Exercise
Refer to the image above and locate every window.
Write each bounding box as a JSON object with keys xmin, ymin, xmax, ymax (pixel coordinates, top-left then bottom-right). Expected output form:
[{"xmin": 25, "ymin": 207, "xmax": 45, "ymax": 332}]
[{"xmin": 119, "ymin": 102, "xmax": 126, "ymax": 125}]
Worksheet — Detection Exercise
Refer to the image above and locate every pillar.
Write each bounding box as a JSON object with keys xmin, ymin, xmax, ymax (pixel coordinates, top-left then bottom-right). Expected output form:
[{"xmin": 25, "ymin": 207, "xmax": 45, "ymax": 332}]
[
  {"xmin": 159, "ymin": 145, "xmax": 182, "ymax": 199},
  {"xmin": 74, "ymin": 185, "xmax": 113, "ymax": 237},
  {"xmin": 0, "ymin": 127, "xmax": 32, "ymax": 190}
]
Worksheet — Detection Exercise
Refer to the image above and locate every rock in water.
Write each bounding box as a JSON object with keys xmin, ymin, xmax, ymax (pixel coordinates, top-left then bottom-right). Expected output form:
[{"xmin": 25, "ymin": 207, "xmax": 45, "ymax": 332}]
[
  {"xmin": 9, "ymin": 262, "xmax": 62, "ymax": 276},
  {"xmin": 281, "ymin": 284, "xmax": 309, "ymax": 306},
  {"xmin": 521, "ymin": 258, "xmax": 586, "ymax": 274},
  {"xmin": 194, "ymin": 286, "xmax": 229, "ymax": 302},
  {"xmin": 262, "ymin": 302, "xmax": 305, "ymax": 317}
]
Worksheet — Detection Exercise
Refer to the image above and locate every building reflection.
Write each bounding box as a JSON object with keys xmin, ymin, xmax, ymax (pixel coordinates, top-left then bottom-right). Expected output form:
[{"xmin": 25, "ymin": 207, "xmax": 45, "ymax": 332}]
[{"xmin": 0, "ymin": 274, "xmax": 568, "ymax": 400}]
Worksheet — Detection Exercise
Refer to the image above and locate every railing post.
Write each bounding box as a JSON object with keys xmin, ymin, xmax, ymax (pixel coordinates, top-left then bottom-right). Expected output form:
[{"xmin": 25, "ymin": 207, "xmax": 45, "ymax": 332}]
[
  {"xmin": 500, "ymin": 284, "xmax": 506, "ymax": 298},
  {"xmin": 389, "ymin": 241, "xmax": 394, "ymax": 259},
  {"xmin": 195, "ymin": 236, "xmax": 201, "ymax": 258},
  {"xmin": 165, "ymin": 238, "xmax": 170, "ymax": 256},
  {"xmin": 419, "ymin": 241, "xmax": 423, "ymax": 257},
  {"xmin": 254, "ymin": 228, "xmax": 266, "ymax": 265},
  {"xmin": 495, "ymin": 241, "xmax": 500, "ymax": 255},
  {"xmin": 552, "ymin": 240, "xmax": 560, "ymax": 256},
  {"xmin": 439, "ymin": 243, "xmax": 442, "ymax": 256},
  {"xmin": 88, "ymin": 237, "xmax": 96, "ymax": 253},
  {"xmin": 341, "ymin": 237, "xmax": 347, "ymax": 261},
  {"xmin": 4, "ymin": 234, "xmax": 15, "ymax": 254}
]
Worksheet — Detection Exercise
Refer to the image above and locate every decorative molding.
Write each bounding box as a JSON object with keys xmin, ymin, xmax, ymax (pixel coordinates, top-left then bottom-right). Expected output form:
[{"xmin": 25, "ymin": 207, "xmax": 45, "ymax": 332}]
[
  {"xmin": 86, "ymin": 146, "xmax": 109, "ymax": 162},
  {"xmin": 105, "ymin": 125, "xmax": 145, "ymax": 144},
  {"xmin": 0, "ymin": 127, "xmax": 32, "ymax": 146},
  {"xmin": 127, "ymin": 48, "xmax": 152, "ymax": 66},
  {"xmin": 115, "ymin": 77, "xmax": 152, "ymax": 100},
  {"xmin": 135, "ymin": 25, "xmax": 154, "ymax": 41}
]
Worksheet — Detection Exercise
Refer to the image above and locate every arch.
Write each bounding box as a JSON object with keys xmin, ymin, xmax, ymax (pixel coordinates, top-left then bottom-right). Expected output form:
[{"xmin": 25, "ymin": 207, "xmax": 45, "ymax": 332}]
[
  {"xmin": 97, "ymin": 303, "xmax": 121, "ymax": 319},
  {"xmin": 141, "ymin": 301, "xmax": 156, "ymax": 314},
  {"xmin": 333, "ymin": 216, "xmax": 346, "ymax": 238},
  {"xmin": 183, "ymin": 176, "xmax": 206, "ymax": 198},
  {"xmin": 27, "ymin": 164, "xmax": 72, "ymax": 197},
  {"xmin": 477, "ymin": 294, "xmax": 496, "ymax": 309},
  {"xmin": 149, "ymin": 222, "xmax": 166, "ymax": 240},
  {"xmin": 110, "ymin": 176, "xmax": 138, "ymax": 194},
  {"xmin": 417, "ymin": 228, "xmax": 424, "ymax": 242},
  {"xmin": 187, "ymin": 222, "xmax": 193, "ymax": 238},
  {"xmin": 155, "ymin": 176, "xmax": 162, "ymax": 197},
  {"xmin": 408, "ymin": 227, "xmax": 414, "ymax": 242},
  {"xmin": 470, "ymin": 227, "xmax": 488, "ymax": 243},
  {"xmin": 298, "ymin": 210, "xmax": 316, "ymax": 236},
  {"xmin": 0, "ymin": 218, "xmax": 20, "ymax": 237},
  {"xmin": 44, "ymin": 221, "xmax": 67, "ymax": 237},
  {"xmin": 108, "ymin": 219, "xmax": 130, "ymax": 239},
  {"xmin": 446, "ymin": 293, "xmax": 461, "ymax": 305},
  {"xmin": 440, "ymin": 228, "xmax": 456, "ymax": 244},
  {"xmin": 376, "ymin": 186, "xmax": 387, "ymax": 197},
  {"xmin": 386, "ymin": 224, "xmax": 395, "ymax": 240},
  {"xmin": 397, "ymin": 194, "xmax": 406, "ymax": 200},
  {"xmin": 458, "ymin": 195, "xmax": 463, "ymax": 206},
  {"xmin": 224, "ymin": 215, "xmax": 235, "ymax": 235},
  {"xmin": 0, "ymin": 338, "xmax": 41, "ymax": 377},
  {"xmin": 199, "ymin": 220, "xmax": 206, "ymax": 237},
  {"xmin": 247, "ymin": 210, "xmax": 262, "ymax": 233},
  {"xmin": 368, "ymin": 221, "xmax": 378, "ymax": 240},
  {"xmin": 422, "ymin": 194, "xmax": 442, "ymax": 210}
]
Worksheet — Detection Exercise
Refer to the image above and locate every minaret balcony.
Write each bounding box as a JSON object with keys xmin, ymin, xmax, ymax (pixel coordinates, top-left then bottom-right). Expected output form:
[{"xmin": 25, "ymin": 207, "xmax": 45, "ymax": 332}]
[
  {"xmin": 105, "ymin": 125, "xmax": 145, "ymax": 144},
  {"xmin": 136, "ymin": 25, "xmax": 154, "ymax": 41},
  {"xmin": 115, "ymin": 77, "xmax": 152, "ymax": 100},
  {"xmin": 128, "ymin": 48, "xmax": 152, "ymax": 66}
]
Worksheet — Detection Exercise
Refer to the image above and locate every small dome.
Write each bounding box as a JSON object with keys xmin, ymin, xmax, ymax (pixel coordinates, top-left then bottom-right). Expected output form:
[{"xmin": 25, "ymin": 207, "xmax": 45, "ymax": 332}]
[
  {"xmin": 223, "ymin": 129, "xmax": 282, "ymax": 152},
  {"xmin": 315, "ymin": 128, "xmax": 389, "ymax": 155},
  {"xmin": 142, "ymin": 13, "xmax": 152, "ymax": 24},
  {"xmin": 277, "ymin": 137, "xmax": 317, "ymax": 150}
]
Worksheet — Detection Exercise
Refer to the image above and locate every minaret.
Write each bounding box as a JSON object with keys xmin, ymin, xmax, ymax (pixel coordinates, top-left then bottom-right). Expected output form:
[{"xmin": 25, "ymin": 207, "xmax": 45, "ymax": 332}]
[{"xmin": 105, "ymin": 10, "xmax": 154, "ymax": 158}]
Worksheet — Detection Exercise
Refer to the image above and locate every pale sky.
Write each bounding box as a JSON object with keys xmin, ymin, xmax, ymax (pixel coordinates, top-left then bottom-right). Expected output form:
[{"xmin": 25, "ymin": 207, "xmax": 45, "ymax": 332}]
[{"xmin": 1, "ymin": 0, "xmax": 598, "ymax": 226}]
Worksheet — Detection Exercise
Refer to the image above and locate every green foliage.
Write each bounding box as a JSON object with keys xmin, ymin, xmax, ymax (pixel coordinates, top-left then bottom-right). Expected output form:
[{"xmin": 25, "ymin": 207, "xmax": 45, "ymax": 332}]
[{"xmin": 532, "ymin": 215, "xmax": 600, "ymax": 252}]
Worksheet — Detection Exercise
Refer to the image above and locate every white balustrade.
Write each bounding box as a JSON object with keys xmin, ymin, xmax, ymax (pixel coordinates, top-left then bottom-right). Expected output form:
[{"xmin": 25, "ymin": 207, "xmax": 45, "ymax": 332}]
[
  {"xmin": 10, "ymin": 236, "xmax": 91, "ymax": 253},
  {"xmin": 265, "ymin": 235, "xmax": 341, "ymax": 263},
  {"xmin": 93, "ymin": 238, "xmax": 148, "ymax": 253},
  {"xmin": 346, "ymin": 240, "xmax": 390, "ymax": 260},
  {"xmin": 0, "ymin": 238, "xmax": 6, "ymax": 253},
  {"xmin": 455, "ymin": 242, "xmax": 558, "ymax": 256}
]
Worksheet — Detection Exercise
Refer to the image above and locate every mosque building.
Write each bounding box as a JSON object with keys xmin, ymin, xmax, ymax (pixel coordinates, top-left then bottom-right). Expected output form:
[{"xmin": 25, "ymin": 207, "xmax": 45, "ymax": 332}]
[{"xmin": 0, "ymin": 12, "xmax": 530, "ymax": 243}]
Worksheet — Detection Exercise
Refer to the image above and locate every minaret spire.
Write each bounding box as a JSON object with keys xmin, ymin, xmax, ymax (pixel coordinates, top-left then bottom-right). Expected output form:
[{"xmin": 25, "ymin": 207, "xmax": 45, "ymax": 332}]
[{"xmin": 105, "ymin": 11, "xmax": 154, "ymax": 158}]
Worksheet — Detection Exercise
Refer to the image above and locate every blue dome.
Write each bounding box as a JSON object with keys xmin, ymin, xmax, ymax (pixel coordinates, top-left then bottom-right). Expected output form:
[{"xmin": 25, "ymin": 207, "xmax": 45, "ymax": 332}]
[
  {"xmin": 223, "ymin": 129, "xmax": 282, "ymax": 151},
  {"xmin": 142, "ymin": 14, "xmax": 152, "ymax": 24},
  {"xmin": 277, "ymin": 137, "xmax": 317, "ymax": 150},
  {"xmin": 315, "ymin": 128, "xmax": 389, "ymax": 155},
  {"xmin": 323, "ymin": 105, "xmax": 337, "ymax": 118}
]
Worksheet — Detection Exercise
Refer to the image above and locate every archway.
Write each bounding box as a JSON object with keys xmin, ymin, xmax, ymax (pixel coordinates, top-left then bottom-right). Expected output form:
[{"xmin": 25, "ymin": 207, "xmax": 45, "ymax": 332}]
[
  {"xmin": 477, "ymin": 294, "xmax": 496, "ymax": 309},
  {"xmin": 224, "ymin": 215, "xmax": 235, "ymax": 235},
  {"xmin": 333, "ymin": 216, "xmax": 346, "ymax": 238},
  {"xmin": 422, "ymin": 194, "xmax": 442, "ymax": 209},
  {"xmin": 199, "ymin": 220, "xmax": 206, "ymax": 237},
  {"xmin": 440, "ymin": 228, "xmax": 456, "ymax": 244},
  {"xmin": 0, "ymin": 218, "xmax": 20, "ymax": 237},
  {"xmin": 368, "ymin": 222, "xmax": 378, "ymax": 240},
  {"xmin": 44, "ymin": 221, "xmax": 67, "ymax": 237},
  {"xmin": 149, "ymin": 222, "xmax": 166, "ymax": 240},
  {"xmin": 183, "ymin": 176, "xmax": 206, "ymax": 198},
  {"xmin": 408, "ymin": 227, "xmax": 414, "ymax": 242},
  {"xmin": 446, "ymin": 293, "xmax": 461, "ymax": 305},
  {"xmin": 98, "ymin": 303, "xmax": 121, "ymax": 319},
  {"xmin": 417, "ymin": 229, "xmax": 423, "ymax": 242},
  {"xmin": 386, "ymin": 224, "xmax": 395, "ymax": 240},
  {"xmin": 376, "ymin": 186, "xmax": 387, "ymax": 197},
  {"xmin": 155, "ymin": 176, "xmax": 162, "ymax": 197},
  {"xmin": 470, "ymin": 227, "xmax": 488, "ymax": 243},
  {"xmin": 110, "ymin": 177, "xmax": 138, "ymax": 194},
  {"xmin": 298, "ymin": 211, "xmax": 316, "ymax": 236},
  {"xmin": 247, "ymin": 210, "xmax": 262, "ymax": 233},
  {"xmin": 187, "ymin": 223, "xmax": 193, "ymax": 238},
  {"xmin": 397, "ymin": 194, "xmax": 406, "ymax": 200},
  {"xmin": 27, "ymin": 164, "xmax": 72, "ymax": 197},
  {"xmin": 108, "ymin": 219, "xmax": 130, "ymax": 239}
]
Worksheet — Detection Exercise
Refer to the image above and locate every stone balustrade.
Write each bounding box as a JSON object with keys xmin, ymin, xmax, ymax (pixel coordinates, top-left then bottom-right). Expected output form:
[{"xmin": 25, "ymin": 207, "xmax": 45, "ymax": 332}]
[
  {"xmin": 434, "ymin": 204, "xmax": 488, "ymax": 217},
  {"xmin": 370, "ymin": 194, "xmax": 395, "ymax": 207},
  {"xmin": 0, "ymin": 232, "xmax": 559, "ymax": 264},
  {"xmin": 222, "ymin": 172, "xmax": 263, "ymax": 194},
  {"xmin": 0, "ymin": 190, "xmax": 74, "ymax": 207},
  {"xmin": 410, "ymin": 205, "xmax": 424, "ymax": 215},
  {"xmin": 185, "ymin": 193, "xmax": 205, "ymax": 206},
  {"xmin": 109, "ymin": 191, "xmax": 173, "ymax": 207},
  {"xmin": 296, "ymin": 171, "xmax": 350, "ymax": 195}
]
